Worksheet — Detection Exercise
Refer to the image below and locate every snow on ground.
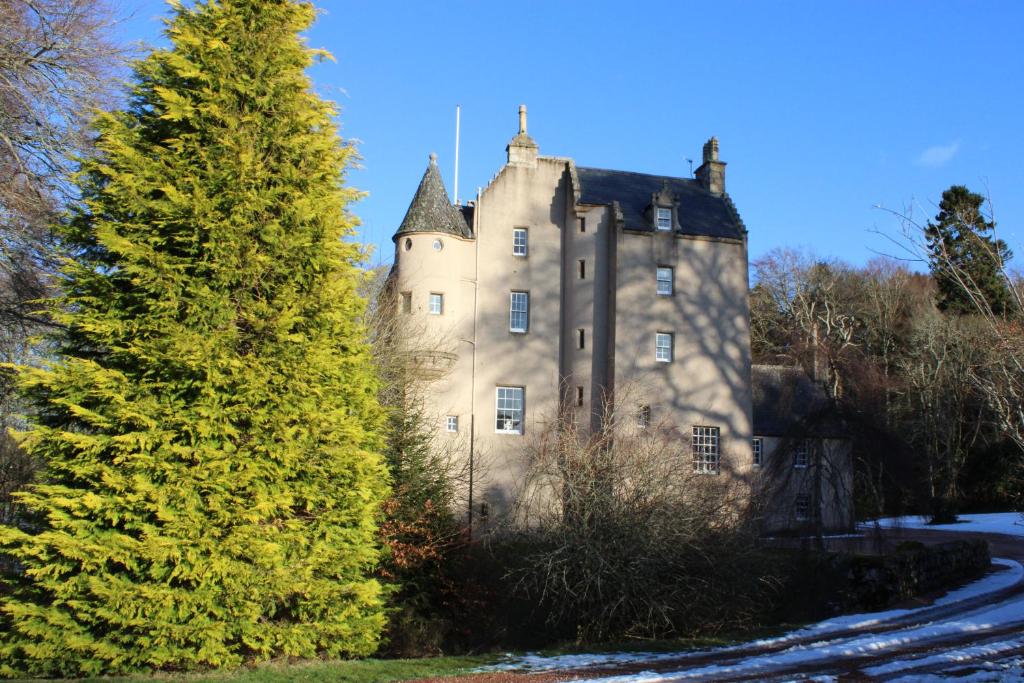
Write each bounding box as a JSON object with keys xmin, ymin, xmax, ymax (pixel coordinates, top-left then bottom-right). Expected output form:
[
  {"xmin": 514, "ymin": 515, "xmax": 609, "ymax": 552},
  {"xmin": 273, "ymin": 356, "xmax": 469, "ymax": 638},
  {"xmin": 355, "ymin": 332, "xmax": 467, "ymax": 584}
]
[{"xmin": 862, "ymin": 512, "xmax": 1024, "ymax": 538}]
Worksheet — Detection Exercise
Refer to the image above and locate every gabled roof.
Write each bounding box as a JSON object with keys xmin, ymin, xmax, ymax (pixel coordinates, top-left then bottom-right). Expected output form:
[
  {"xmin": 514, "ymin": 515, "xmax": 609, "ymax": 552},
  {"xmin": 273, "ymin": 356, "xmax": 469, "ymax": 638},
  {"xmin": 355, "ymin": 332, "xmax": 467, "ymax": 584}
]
[
  {"xmin": 752, "ymin": 364, "xmax": 846, "ymax": 438},
  {"xmin": 575, "ymin": 167, "xmax": 745, "ymax": 240},
  {"xmin": 395, "ymin": 154, "xmax": 472, "ymax": 240}
]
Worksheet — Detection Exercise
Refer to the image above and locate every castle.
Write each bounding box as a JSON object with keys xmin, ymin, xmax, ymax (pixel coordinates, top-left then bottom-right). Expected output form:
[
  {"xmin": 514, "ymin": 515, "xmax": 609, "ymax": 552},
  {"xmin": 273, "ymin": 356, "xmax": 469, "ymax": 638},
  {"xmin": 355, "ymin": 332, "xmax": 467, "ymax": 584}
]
[{"xmin": 388, "ymin": 106, "xmax": 851, "ymax": 532}]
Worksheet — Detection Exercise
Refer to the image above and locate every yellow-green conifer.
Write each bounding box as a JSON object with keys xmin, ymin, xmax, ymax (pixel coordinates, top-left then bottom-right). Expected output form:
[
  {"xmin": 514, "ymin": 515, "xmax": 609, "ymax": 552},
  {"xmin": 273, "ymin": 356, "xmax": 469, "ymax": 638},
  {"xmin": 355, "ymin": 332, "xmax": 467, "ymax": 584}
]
[{"xmin": 0, "ymin": 0, "xmax": 389, "ymax": 675}]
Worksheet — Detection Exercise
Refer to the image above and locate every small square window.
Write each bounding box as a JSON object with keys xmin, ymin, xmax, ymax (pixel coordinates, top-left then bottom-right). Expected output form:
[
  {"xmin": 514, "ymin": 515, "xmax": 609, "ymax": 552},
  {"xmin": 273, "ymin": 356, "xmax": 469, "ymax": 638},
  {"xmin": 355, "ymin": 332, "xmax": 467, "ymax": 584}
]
[
  {"xmin": 638, "ymin": 405, "xmax": 651, "ymax": 428},
  {"xmin": 446, "ymin": 416, "xmax": 458, "ymax": 433},
  {"xmin": 794, "ymin": 440, "xmax": 810, "ymax": 468},
  {"xmin": 656, "ymin": 207, "xmax": 672, "ymax": 231},
  {"xmin": 496, "ymin": 386, "xmax": 524, "ymax": 434},
  {"xmin": 401, "ymin": 291, "xmax": 412, "ymax": 313},
  {"xmin": 509, "ymin": 291, "xmax": 529, "ymax": 333},
  {"xmin": 795, "ymin": 494, "xmax": 811, "ymax": 521},
  {"xmin": 655, "ymin": 332, "xmax": 673, "ymax": 363},
  {"xmin": 428, "ymin": 293, "xmax": 443, "ymax": 315},
  {"xmin": 752, "ymin": 437, "xmax": 763, "ymax": 466},
  {"xmin": 513, "ymin": 228, "xmax": 528, "ymax": 257},
  {"xmin": 693, "ymin": 426, "xmax": 720, "ymax": 474},
  {"xmin": 656, "ymin": 267, "xmax": 673, "ymax": 296}
]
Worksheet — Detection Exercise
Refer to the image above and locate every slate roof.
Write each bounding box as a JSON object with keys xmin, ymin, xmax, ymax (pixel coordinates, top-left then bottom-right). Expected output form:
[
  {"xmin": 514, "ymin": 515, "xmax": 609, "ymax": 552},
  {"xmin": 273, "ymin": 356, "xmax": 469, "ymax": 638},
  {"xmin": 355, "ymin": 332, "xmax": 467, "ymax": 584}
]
[
  {"xmin": 752, "ymin": 365, "xmax": 846, "ymax": 438},
  {"xmin": 575, "ymin": 167, "xmax": 745, "ymax": 239},
  {"xmin": 395, "ymin": 155, "xmax": 472, "ymax": 240}
]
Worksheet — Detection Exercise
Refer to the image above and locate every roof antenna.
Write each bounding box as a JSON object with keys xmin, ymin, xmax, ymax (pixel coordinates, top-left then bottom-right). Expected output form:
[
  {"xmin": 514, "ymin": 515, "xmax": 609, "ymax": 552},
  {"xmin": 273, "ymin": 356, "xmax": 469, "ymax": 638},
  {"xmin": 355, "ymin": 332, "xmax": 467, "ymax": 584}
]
[
  {"xmin": 686, "ymin": 158, "xmax": 694, "ymax": 178},
  {"xmin": 453, "ymin": 104, "xmax": 461, "ymax": 206}
]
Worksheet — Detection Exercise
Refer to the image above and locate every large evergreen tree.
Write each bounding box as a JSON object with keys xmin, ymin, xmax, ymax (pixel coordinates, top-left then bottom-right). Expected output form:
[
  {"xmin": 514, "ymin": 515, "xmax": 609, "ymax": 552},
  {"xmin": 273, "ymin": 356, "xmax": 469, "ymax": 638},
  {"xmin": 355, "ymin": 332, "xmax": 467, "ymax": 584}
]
[
  {"xmin": 0, "ymin": 0, "xmax": 389, "ymax": 675},
  {"xmin": 926, "ymin": 185, "xmax": 1013, "ymax": 316}
]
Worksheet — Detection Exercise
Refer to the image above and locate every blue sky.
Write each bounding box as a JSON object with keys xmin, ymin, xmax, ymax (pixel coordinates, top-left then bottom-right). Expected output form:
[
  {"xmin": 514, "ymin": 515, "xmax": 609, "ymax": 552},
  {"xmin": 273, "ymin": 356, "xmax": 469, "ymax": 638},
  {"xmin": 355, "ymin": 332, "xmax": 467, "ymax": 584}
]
[{"xmin": 118, "ymin": 0, "xmax": 1024, "ymax": 270}]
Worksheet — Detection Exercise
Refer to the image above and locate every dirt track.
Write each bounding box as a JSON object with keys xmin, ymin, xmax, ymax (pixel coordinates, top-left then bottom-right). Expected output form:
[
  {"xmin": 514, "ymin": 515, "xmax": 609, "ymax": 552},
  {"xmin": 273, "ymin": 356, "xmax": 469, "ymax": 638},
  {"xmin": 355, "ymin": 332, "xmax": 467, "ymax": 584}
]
[{"xmin": 412, "ymin": 526, "xmax": 1024, "ymax": 682}]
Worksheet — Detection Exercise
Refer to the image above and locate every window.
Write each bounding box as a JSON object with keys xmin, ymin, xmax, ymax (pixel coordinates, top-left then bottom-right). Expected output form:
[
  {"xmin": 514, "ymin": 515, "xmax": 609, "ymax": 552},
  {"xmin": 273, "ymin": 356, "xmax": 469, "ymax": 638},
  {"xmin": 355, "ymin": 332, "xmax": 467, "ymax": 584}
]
[
  {"xmin": 575, "ymin": 386, "xmax": 584, "ymax": 407},
  {"xmin": 578, "ymin": 259, "xmax": 586, "ymax": 279},
  {"xmin": 693, "ymin": 426, "xmax": 720, "ymax": 474},
  {"xmin": 638, "ymin": 405, "xmax": 651, "ymax": 428},
  {"xmin": 752, "ymin": 437, "xmax": 763, "ymax": 467},
  {"xmin": 446, "ymin": 416, "xmax": 458, "ymax": 433},
  {"xmin": 795, "ymin": 494, "xmax": 811, "ymax": 521},
  {"xmin": 432, "ymin": 238, "xmax": 444, "ymax": 251},
  {"xmin": 509, "ymin": 291, "xmax": 529, "ymax": 333},
  {"xmin": 401, "ymin": 291, "xmax": 412, "ymax": 313},
  {"xmin": 577, "ymin": 328, "xmax": 585, "ymax": 350},
  {"xmin": 656, "ymin": 267, "xmax": 673, "ymax": 296},
  {"xmin": 794, "ymin": 440, "xmax": 810, "ymax": 468},
  {"xmin": 428, "ymin": 292, "xmax": 443, "ymax": 315},
  {"xmin": 580, "ymin": 217, "xmax": 586, "ymax": 233},
  {"xmin": 404, "ymin": 238, "xmax": 413, "ymax": 251},
  {"xmin": 496, "ymin": 386, "xmax": 524, "ymax": 434},
  {"xmin": 655, "ymin": 332, "xmax": 673, "ymax": 363},
  {"xmin": 513, "ymin": 228, "xmax": 528, "ymax": 257},
  {"xmin": 656, "ymin": 207, "xmax": 672, "ymax": 231}
]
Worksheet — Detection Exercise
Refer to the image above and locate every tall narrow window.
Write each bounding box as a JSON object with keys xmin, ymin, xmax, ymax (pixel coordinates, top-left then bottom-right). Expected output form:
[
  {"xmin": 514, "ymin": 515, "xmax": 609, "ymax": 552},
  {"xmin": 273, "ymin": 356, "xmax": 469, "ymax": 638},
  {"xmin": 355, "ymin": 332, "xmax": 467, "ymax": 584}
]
[
  {"xmin": 795, "ymin": 494, "xmax": 811, "ymax": 521},
  {"xmin": 794, "ymin": 440, "xmax": 810, "ymax": 468},
  {"xmin": 655, "ymin": 332, "xmax": 673, "ymax": 363},
  {"xmin": 693, "ymin": 426, "xmax": 720, "ymax": 474},
  {"xmin": 575, "ymin": 386, "xmax": 584, "ymax": 407},
  {"xmin": 401, "ymin": 291, "xmax": 412, "ymax": 313},
  {"xmin": 638, "ymin": 405, "xmax": 651, "ymax": 428},
  {"xmin": 428, "ymin": 292, "xmax": 443, "ymax": 315},
  {"xmin": 578, "ymin": 259, "xmax": 586, "ymax": 279},
  {"xmin": 656, "ymin": 207, "xmax": 672, "ymax": 231},
  {"xmin": 509, "ymin": 291, "xmax": 529, "ymax": 333},
  {"xmin": 496, "ymin": 386, "xmax": 524, "ymax": 434},
  {"xmin": 577, "ymin": 328, "xmax": 585, "ymax": 349},
  {"xmin": 656, "ymin": 267, "xmax": 673, "ymax": 296},
  {"xmin": 580, "ymin": 217, "xmax": 586, "ymax": 233},
  {"xmin": 752, "ymin": 437, "xmax": 763, "ymax": 467},
  {"xmin": 513, "ymin": 227, "xmax": 528, "ymax": 257}
]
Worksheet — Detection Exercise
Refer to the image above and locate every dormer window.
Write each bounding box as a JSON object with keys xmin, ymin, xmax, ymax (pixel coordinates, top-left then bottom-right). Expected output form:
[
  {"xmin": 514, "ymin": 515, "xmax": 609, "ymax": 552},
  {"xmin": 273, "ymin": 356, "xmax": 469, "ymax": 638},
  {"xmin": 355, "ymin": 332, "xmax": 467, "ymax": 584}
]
[{"xmin": 656, "ymin": 207, "xmax": 672, "ymax": 231}]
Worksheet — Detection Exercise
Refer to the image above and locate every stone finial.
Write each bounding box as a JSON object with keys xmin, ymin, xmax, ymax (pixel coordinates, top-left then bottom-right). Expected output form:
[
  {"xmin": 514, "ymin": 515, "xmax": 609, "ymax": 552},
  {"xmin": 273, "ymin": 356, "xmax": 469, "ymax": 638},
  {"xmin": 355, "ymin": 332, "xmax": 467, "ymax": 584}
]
[
  {"xmin": 507, "ymin": 104, "xmax": 538, "ymax": 167},
  {"xmin": 518, "ymin": 104, "xmax": 527, "ymax": 135},
  {"xmin": 429, "ymin": 152, "xmax": 438, "ymax": 164}
]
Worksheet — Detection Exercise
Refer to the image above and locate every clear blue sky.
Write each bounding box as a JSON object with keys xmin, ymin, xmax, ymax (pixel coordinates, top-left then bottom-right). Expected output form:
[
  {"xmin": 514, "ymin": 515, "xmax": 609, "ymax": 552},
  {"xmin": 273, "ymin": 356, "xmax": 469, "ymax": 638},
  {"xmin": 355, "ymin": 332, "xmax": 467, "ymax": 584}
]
[{"xmin": 118, "ymin": 0, "xmax": 1024, "ymax": 270}]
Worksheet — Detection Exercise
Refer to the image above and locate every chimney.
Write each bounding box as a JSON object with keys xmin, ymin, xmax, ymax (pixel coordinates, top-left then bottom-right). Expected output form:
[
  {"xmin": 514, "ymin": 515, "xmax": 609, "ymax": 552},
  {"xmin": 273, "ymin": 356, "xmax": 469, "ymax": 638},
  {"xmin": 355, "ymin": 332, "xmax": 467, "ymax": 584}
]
[
  {"xmin": 506, "ymin": 104, "xmax": 538, "ymax": 167},
  {"xmin": 695, "ymin": 136, "xmax": 726, "ymax": 195}
]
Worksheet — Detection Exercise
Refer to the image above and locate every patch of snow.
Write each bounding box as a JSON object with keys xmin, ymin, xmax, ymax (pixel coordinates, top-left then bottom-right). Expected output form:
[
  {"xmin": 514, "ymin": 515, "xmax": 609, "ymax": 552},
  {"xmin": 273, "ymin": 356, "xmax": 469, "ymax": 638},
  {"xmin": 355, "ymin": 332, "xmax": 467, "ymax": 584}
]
[
  {"xmin": 862, "ymin": 512, "xmax": 1024, "ymax": 538},
  {"xmin": 863, "ymin": 635, "xmax": 1024, "ymax": 676}
]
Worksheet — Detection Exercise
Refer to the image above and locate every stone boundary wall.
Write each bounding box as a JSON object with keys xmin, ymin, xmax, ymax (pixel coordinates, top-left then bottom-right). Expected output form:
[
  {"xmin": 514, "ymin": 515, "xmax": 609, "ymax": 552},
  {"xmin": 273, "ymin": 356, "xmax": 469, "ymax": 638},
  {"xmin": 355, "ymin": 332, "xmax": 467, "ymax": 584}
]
[{"xmin": 838, "ymin": 539, "xmax": 991, "ymax": 609}]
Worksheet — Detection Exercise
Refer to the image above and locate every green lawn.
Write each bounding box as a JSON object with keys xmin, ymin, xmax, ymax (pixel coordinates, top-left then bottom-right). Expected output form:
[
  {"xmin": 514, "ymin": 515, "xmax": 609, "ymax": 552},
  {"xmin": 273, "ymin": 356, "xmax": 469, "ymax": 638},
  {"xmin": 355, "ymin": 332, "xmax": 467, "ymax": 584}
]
[{"xmin": 20, "ymin": 655, "xmax": 497, "ymax": 683}]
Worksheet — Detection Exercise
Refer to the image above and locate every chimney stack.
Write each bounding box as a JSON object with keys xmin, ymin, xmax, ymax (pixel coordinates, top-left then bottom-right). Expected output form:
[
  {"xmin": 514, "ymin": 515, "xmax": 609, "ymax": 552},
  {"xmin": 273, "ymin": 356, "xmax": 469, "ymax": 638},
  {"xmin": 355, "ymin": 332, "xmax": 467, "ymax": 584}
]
[
  {"xmin": 507, "ymin": 104, "xmax": 538, "ymax": 167},
  {"xmin": 695, "ymin": 136, "xmax": 726, "ymax": 195}
]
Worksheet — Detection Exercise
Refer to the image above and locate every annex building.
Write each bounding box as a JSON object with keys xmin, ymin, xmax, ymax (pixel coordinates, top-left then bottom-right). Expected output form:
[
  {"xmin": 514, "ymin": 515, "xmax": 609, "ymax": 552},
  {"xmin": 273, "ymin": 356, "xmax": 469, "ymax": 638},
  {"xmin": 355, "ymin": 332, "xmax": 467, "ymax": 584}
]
[{"xmin": 388, "ymin": 106, "xmax": 850, "ymax": 532}]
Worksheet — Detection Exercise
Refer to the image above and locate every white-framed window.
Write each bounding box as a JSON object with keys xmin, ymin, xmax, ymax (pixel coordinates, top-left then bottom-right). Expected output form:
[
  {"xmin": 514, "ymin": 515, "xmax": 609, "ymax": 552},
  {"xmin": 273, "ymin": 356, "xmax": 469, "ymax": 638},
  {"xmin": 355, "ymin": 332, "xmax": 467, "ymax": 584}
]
[
  {"xmin": 446, "ymin": 415, "xmax": 458, "ymax": 433},
  {"xmin": 693, "ymin": 426, "xmax": 720, "ymax": 474},
  {"xmin": 752, "ymin": 437, "xmax": 763, "ymax": 467},
  {"xmin": 656, "ymin": 207, "xmax": 672, "ymax": 231},
  {"xmin": 428, "ymin": 292, "xmax": 443, "ymax": 315},
  {"xmin": 794, "ymin": 440, "xmax": 810, "ymax": 468},
  {"xmin": 795, "ymin": 494, "xmax": 811, "ymax": 521},
  {"xmin": 513, "ymin": 228, "xmax": 528, "ymax": 257},
  {"xmin": 656, "ymin": 266, "xmax": 673, "ymax": 296},
  {"xmin": 638, "ymin": 405, "xmax": 651, "ymax": 428},
  {"xmin": 655, "ymin": 332, "xmax": 673, "ymax": 363},
  {"xmin": 401, "ymin": 291, "xmax": 412, "ymax": 313},
  {"xmin": 495, "ymin": 386, "xmax": 524, "ymax": 434},
  {"xmin": 509, "ymin": 291, "xmax": 529, "ymax": 333}
]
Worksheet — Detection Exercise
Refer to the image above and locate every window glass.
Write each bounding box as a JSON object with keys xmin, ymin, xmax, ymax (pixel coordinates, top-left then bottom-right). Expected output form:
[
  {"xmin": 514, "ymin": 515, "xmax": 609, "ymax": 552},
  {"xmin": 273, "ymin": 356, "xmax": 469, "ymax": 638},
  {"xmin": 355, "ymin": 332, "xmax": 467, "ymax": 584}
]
[
  {"xmin": 428, "ymin": 293, "xmax": 443, "ymax": 315},
  {"xmin": 513, "ymin": 228, "xmax": 528, "ymax": 256},
  {"xmin": 656, "ymin": 267, "xmax": 673, "ymax": 295},
  {"xmin": 446, "ymin": 416, "xmax": 458, "ymax": 432},
  {"xmin": 655, "ymin": 332, "xmax": 673, "ymax": 362},
  {"xmin": 753, "ymin": 437, "xmax": 763, "ymax": 466},
  {"xmin": 496, "ymin": 387, "xmax": 524, "ymax": 433},
  {"xmin": 656, "ymin": 207, "xmax": 672, "ymax": 231},
  {"xmin": 638, "ymin": 405, "xmax": 651, "ymax": 428},
  {"xmin": 510, "ymin": 291, "xmax": 529, "ymax": 332},
  {"xmin": 693, "ymin": 426, "xmax": 720, "ymax": 474},
  {"xmin": 794, "ymin": 440, "xmax": 810, "ymax": 468}
]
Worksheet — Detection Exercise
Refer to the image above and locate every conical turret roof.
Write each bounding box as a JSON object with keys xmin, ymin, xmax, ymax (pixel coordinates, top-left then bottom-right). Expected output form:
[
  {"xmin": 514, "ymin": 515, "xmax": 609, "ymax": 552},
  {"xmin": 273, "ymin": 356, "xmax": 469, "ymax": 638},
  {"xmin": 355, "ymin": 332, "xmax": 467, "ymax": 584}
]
[{"xmin": 395, "ymin": 153, "xmax": 472, "ymax": 240}]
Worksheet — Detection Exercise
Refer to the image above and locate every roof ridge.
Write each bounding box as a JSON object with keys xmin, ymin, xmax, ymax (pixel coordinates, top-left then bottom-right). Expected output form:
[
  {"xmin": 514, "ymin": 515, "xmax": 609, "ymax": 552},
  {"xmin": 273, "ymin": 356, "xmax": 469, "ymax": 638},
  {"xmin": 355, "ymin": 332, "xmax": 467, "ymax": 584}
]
[{"xmin": 576, "ymin": 166, "xmax": 696, "ymax": 183}]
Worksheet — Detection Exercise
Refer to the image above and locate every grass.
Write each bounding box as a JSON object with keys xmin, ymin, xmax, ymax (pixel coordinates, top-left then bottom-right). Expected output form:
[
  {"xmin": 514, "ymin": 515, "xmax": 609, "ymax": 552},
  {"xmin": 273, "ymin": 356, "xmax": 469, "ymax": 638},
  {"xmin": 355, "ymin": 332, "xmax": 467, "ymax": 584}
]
[{"xmin": 19, "ymin": 655, "xmax": 497, "ymax": 683}]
